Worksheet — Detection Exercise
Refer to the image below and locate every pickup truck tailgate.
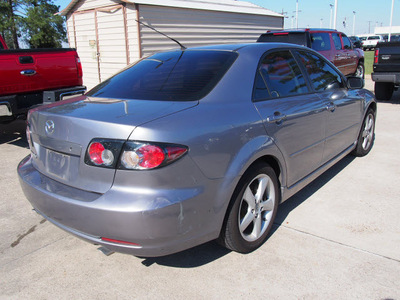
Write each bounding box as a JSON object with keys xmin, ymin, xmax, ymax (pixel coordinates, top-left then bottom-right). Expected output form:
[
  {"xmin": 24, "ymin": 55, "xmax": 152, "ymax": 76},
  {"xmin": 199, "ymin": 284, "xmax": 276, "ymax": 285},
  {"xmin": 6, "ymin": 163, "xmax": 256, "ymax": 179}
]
[
  {"xmin": 373, "ymin": 42, "xmax": 400, "ymax": 73},
  {"xmin": 0, "ymin": 49, "xmax": 82, "ymax": 96}
]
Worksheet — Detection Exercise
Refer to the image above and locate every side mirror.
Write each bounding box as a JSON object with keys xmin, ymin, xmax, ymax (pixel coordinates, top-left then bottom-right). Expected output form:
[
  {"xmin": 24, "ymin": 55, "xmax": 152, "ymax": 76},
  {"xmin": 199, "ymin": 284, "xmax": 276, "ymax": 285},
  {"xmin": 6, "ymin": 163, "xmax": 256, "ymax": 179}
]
[{"xmin": 347, "ymin": 76, "xmax": 364, "ymax": 89}]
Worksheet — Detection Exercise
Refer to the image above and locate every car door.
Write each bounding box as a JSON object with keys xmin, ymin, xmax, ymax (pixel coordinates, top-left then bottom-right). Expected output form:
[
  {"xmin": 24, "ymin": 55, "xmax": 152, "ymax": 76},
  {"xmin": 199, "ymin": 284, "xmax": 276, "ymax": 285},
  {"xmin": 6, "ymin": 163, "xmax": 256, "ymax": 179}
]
[
  {"xmin": 341, "ymin": 34, "xmax": 358, "ymax": 75},
  {"xmin": 253, "ymin": 50, "xmax": 326, "ymax": 187},
  {"xmin": 331, "ymin": 32, "xmax": 348, "ymax": 74},
  {"xmin": 295, "ymin": 50, "xmax": 362, "ymax": 164}
]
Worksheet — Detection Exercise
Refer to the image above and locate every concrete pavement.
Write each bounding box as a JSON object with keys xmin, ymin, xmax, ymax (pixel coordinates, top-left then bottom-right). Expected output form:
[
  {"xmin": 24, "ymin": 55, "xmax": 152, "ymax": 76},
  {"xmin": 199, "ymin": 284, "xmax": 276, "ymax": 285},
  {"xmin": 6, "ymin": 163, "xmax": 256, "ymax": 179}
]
[{"xmin": 1, "ymin": 78, "xmax": 399, "ymax": 299}]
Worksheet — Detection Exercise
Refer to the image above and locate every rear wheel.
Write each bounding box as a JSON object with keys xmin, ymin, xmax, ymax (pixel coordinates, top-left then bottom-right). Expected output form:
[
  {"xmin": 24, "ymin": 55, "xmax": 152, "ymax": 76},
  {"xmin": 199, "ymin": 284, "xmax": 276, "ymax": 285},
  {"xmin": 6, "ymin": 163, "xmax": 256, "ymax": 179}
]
[
  {"xmin": 354, "ymin": 62, "xmax": 365, "ymax": 79},
  {"xmin": 352, "ymin": 108, "xmax": 375, "ymax": 157},
  {"xmin": 374, "ymin": 82, "xmax": 394, "ymax": 100},
  {"xmin": 218, "ymin": 163, "xmax": 279, "ymax": 253}
]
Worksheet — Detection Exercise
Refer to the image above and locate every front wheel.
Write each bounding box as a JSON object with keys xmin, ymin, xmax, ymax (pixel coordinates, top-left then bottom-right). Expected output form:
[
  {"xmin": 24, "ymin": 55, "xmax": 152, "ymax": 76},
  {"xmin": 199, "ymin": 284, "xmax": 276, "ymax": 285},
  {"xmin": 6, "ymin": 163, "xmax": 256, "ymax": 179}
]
[
  {"xmin": 352, "ymin": 108, "xmax": 375, "ymax": 157},
  {"xmin": 218, "ymin": 163, "xmax": 280, "ymax": 253}
]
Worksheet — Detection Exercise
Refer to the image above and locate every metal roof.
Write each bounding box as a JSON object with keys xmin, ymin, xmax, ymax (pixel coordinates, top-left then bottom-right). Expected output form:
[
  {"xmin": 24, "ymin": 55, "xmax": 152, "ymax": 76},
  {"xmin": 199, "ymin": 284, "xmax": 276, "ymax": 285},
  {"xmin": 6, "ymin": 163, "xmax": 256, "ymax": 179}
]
[{"xmin": 59, "ymin": 0, "xmax": 282, "ymax": 17}]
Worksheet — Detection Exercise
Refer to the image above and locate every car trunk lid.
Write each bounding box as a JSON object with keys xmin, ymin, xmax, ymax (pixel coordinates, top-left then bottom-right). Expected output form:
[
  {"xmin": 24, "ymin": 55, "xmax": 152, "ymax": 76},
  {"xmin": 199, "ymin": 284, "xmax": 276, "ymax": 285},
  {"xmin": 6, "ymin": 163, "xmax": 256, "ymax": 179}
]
[{"xmin": 27, "ymin": 96, "xmax": 198, "ymax": 194}]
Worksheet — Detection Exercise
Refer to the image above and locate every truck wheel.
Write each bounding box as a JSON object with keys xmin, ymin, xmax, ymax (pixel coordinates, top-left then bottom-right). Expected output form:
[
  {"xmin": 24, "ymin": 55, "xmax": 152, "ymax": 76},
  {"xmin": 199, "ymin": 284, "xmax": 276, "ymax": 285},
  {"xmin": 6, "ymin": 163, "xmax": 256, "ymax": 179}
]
[
  {"xmin": 374, "ymin": 82, "xmax": 394, "ymax": 100},
  {"xmin": 218, "ymin": 163, "xmax": 279, "ymax": 253},
  {"xmin": 354, "ymin": 62, "xmax": 365, "ymax": 79}
]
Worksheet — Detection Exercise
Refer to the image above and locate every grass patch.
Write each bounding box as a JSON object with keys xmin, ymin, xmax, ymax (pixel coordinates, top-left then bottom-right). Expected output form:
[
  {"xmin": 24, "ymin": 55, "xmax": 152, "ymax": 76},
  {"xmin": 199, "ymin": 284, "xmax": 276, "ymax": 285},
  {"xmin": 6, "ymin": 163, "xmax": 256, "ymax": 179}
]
[{"xmin": 364, "ymin": 50, "xmax": 374, "ymax": 75}]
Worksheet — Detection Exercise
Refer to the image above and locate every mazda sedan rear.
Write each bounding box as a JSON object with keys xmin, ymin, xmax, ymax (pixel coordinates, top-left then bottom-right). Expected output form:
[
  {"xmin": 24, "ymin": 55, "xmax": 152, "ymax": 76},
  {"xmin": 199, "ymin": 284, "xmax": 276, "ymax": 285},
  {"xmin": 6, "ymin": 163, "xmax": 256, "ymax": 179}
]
[{"xmin": 18, "ymin": 43, "xmax": 376, "ymax": 257}]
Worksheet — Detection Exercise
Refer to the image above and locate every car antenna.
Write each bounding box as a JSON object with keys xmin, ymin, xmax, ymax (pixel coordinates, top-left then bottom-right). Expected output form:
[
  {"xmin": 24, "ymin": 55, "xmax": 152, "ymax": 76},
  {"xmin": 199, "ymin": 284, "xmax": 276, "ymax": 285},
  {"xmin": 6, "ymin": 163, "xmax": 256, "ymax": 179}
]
[{"xmin": 135, "ymin": 20, "xmax": 187, "ymax": 51}]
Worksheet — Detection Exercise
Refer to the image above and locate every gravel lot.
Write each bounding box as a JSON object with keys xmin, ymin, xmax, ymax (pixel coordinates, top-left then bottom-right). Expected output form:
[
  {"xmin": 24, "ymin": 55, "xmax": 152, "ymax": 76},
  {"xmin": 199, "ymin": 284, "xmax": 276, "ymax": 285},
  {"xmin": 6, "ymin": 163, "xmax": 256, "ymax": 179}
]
[{"xmin": 1, "ymin": 77, "xmax": 399, "ymax": 299}]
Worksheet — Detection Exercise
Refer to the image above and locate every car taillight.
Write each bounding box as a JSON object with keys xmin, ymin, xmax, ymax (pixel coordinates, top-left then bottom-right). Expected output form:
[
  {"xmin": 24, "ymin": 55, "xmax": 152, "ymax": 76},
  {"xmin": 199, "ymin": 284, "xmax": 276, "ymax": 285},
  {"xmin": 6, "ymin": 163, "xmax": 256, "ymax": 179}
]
[
  {"xmin": 85, "ymin": 139, "xmax": 125, "ymax": 168},
  {"xmin": 374, "ymin": 49, "xmax": 379, "ymax": 64},
  {"xmin": 85, "ymin": 139, "xmax": 188, "ymax": 170},
  {"xmin": 120, "ymin": 142, "xmax": 188, "ymax": 170}
]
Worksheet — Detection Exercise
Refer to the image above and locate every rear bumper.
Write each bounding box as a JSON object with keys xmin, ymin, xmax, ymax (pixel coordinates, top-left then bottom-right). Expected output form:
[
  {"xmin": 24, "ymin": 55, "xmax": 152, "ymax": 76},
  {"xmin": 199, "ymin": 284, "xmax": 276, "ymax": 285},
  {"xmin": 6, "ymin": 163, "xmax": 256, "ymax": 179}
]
[
  {"xmin": 0, "ymin": 86, "xmax": 86, "ymax": 122},
  {"xmin": 371, "ymin": 72, "xmax": 400, "ymax": 84},
  {"xmin": 18, "ymin": 155, "xmax": 223, "ymax": 257}
]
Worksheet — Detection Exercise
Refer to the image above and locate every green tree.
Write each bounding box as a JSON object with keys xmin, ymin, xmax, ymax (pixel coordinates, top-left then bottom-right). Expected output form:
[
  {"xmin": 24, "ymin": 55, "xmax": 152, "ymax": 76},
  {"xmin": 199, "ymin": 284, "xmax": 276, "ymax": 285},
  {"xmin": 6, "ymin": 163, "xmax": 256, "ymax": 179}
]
[
  {"xmin": 0, "ymin": 0, "xmax": 22, "ymax": 49},
  {"xmin": 22, "ymin": 0, "xmax": 66, "ymax": 48},
  {"xmin": 0, "ymin": 0, "xmax": 66, "ymax": 49}
]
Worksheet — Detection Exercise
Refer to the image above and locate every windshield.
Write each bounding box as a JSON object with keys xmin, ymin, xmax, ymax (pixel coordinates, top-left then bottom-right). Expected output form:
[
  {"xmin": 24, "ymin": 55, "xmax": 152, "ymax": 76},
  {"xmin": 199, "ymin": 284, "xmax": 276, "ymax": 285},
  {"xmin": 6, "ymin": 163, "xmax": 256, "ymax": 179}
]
[{"xmin": 87, "ymin": 50, "xmax": 238, "ymax": 101}]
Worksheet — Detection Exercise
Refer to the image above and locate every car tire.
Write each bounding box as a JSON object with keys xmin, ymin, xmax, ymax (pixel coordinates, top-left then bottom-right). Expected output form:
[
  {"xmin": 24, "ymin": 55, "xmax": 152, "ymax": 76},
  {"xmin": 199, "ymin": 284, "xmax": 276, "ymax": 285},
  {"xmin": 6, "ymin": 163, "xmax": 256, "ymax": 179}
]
[
  {"xmin": 354, "ymin": 62, "xmax": 365, "ymax": 79},
  {"xmin": 374, "ymin": 82, "xmax": 394, "ymax": 100},
  {"xmin": 218, "ymin": 162, "xmax": 280, "ymax": 253},
  {"xmin": 352, "ymin": 108, "xmax": 375, "ymax": 157}
]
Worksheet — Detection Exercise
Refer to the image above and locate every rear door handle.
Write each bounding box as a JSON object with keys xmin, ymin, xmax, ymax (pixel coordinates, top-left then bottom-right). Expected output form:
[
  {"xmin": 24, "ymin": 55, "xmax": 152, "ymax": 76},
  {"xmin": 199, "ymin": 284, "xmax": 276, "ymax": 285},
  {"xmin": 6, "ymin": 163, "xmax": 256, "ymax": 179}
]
[
  {"xmin": 267, "ymin": 112, "xmax": 286, "ymax": 124},
  {"xmin": 20, "ymin": 70, "xmax": 36, "ymax": 76}
]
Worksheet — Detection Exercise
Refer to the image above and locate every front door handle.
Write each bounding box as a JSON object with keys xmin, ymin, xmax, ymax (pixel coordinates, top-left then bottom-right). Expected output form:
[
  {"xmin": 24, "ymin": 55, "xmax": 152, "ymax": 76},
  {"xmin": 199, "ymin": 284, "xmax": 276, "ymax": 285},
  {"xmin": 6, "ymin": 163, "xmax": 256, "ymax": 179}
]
[
  {"xmin": 20, "ymin": 70, "xmax": 36, "ymax": 76},
  {"xmin": 267, "ymin": 112, "xmax": 286, "ymax": 124},
  {"xmin": 326, "ymin": 102, "xmax": 336, "ymax": 112}
]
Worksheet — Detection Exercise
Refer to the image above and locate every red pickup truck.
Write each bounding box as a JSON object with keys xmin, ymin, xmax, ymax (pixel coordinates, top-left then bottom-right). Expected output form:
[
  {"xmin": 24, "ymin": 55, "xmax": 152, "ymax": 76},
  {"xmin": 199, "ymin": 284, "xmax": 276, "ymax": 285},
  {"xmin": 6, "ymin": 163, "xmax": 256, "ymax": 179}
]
[
  {"xmin": 0, "ymin": 35, "xmax": 86, "ymax": 123},
  {"xmin": 257, "ymin": 28, "xmax": 365, "ymax": 78}
]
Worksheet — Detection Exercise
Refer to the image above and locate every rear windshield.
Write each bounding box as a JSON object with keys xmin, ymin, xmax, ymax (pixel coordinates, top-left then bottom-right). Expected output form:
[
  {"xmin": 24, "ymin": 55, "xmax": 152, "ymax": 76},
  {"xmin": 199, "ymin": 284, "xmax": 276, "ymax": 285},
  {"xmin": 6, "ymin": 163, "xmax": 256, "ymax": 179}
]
[
  {"xmin": 257, "ymin": 32, "xmax": 308, "ymax": 46},
  {"xmin": 87, "ymin": 50, "xmax": 238, "ymax": 101}
]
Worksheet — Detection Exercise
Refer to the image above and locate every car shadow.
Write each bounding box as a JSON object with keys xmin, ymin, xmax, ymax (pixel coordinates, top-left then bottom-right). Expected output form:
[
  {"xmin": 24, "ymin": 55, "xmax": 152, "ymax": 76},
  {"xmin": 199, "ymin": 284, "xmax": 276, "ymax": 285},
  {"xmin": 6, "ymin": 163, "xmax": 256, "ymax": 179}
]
[
  {"xmin": 273, "ymin": 155, "xmax": 356, "ymax": 227},
  {"xmin": 0, "ymin": 120, "xmax": 28, "ymax": 148},
  {"xmin": 139, "ymin": 155, "xmax": 356, "ymax": 268}
]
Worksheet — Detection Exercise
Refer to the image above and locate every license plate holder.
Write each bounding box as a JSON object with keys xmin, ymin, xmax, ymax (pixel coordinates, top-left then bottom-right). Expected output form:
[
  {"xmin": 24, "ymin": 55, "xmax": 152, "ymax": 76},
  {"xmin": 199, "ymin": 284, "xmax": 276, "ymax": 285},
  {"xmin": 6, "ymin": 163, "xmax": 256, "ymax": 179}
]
[{"xmin": 46, "ymin": 149, "xmax": 70, "ymax": 179}]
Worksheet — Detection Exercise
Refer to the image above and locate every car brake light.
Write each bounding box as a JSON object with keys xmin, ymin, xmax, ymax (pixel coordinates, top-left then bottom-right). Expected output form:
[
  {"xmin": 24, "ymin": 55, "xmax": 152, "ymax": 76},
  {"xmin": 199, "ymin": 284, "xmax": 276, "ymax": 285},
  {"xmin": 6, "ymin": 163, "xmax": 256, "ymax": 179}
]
[
  {"xmin": 120, "ymin": 142, "xmax": 188, "ymax": 170},
  {"xmin": 88, "ymin": 142, "xmax": 114, "ymax": 166},
  {"xmin": 273, "ymin": 32, "xmax": 289, "ymax": 36},
  {"xmin": 85, "ymin": 139, "xmax": 125, "ymax": 168},
  {"xmin": 374, "ymin": 49, "xmax": 379, "ymax": 64},
  {"xmin": 85, "ymin": 139, "xmax": 188, "ymax": 170}
]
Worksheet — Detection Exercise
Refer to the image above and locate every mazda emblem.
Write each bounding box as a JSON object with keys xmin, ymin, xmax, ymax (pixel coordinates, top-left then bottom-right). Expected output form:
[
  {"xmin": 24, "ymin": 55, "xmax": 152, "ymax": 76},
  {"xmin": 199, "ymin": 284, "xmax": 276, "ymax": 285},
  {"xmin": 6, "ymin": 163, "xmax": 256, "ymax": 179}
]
[{"xmin": 45, "ymin": 120, "xmax": 55, "ymax": 135}]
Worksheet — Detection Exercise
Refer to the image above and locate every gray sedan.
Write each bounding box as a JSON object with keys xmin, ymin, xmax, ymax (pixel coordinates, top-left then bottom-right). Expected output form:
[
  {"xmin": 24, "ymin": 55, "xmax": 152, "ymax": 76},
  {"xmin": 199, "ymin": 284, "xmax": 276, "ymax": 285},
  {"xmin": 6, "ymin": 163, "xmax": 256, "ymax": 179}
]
[{"xmin": 18, "ymin": 43, "xmax": 376, "ymax": 257}]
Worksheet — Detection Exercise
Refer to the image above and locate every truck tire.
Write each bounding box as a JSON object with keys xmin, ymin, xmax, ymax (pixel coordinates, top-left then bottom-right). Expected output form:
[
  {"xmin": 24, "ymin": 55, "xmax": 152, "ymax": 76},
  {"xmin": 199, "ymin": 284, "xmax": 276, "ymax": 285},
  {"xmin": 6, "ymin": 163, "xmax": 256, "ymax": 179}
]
[
  {"xmin": 374, "ymin": 82, "xmax": 394, "ymax": 100},
  {"xmin": 354, "ymin": 62, "xmax": 365, "ymax": 79}
]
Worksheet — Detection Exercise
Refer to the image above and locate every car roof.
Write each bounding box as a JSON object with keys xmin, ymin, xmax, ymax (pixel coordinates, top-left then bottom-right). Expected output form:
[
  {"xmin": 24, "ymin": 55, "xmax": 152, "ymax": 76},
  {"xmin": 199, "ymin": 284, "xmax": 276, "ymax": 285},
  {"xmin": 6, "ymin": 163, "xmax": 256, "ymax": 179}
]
[
  {"xmin": 179, "ymin": 42, "xmax": 308, "ymax": 53},
  {"xmin": 264, "ymin": 28, "xmax": 339, "ymax": 33}
]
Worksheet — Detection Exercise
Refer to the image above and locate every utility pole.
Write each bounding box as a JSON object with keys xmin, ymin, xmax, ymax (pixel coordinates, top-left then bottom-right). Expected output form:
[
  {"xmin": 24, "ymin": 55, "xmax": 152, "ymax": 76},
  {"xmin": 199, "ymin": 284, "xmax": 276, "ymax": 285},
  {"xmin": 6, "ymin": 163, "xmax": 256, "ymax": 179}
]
[
  {"xmin": 368, "ymin": 21, "xmax": 372, "ymax": 34},
  {"xmin": 296, "ymin": 0, "xmax": 299, "ymax": 29},
  {"xmin": 333, "ymin": 0, "xmax": 338, "ymax": 29},
  {"xmin": 329, "ymin": 4, "xmax": 334, "ymax": 28},
  {"xmin": 320, "ymin": 18, "xmax": 323, "ymax": 28},
  {"xmin": 352, "ymin": 11, "xmax": 356, "ymax": 36},
  {"xmin": 389, "ymin": 0, "xmax": 394, "ymax": 41}
]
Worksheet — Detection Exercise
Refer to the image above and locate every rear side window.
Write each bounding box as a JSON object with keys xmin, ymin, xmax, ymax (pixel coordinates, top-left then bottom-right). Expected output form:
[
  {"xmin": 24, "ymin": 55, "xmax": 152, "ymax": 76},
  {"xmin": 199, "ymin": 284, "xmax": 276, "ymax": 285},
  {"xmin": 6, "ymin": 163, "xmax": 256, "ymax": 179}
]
[
  {"xmin": 342, "ymin": 35, "xmax": 352, "ymax": 49},
  {"xmin": 311, "ymin": 33, "xmax": 331, "ymax": 51},
  {"xmin": 332, "ymin": 33, "xmax": 342, "ymax": 50},
  {"xmin": 253, "ymin": 50, "xmax": 309, "ymax": 100},
  {"xmin": 296, "ymin": 51, "xmax": 344, "ymax": 92},
  {"xmin": 87, "ymin": 50, "xmax": 238, "ymax": 101},
  {"xmin": 257, "ymin": 32, "xmax": 308, "ymax": 47}
]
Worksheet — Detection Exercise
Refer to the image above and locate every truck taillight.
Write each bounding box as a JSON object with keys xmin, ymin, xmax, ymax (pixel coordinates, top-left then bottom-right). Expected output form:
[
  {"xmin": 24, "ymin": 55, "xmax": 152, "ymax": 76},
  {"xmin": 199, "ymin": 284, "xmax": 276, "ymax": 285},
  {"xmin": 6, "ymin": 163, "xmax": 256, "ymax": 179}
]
[
  {"xmin": 76, "ymin": 56, "xmax": 83, "ymax": 79},
  {"xmin": 374, "ymin": 49, "xmax": 379, "ymax": 64}
]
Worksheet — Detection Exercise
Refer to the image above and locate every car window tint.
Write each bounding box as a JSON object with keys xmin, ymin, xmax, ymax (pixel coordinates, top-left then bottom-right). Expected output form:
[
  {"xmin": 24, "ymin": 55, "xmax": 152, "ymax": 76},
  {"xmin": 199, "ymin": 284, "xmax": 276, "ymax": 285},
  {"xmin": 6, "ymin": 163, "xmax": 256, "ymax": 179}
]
[
  {"xmin": 296, "ymin": 51, "xmax": 344, "ymax": 92},
  {"xmin": 87, "ymin": 50, "xmax": 238, "ymax": 101},
  {"xmin": 258, "ymin": 50, "xmax": 308, "ymax": 98},
  {"xmin": 311, "ymin": 33, "xmax": 331, "ymax": 51},
  {"xmin": 253, "ymin": 70, "xmax": 270, "ymax": 101},
  {"xmin": 332, "ymin": 33, "xmax": 342, "ymax": 50},
  {"xmin": 342, "ymin": 35, "xmax": 352, "ymax": 49}
]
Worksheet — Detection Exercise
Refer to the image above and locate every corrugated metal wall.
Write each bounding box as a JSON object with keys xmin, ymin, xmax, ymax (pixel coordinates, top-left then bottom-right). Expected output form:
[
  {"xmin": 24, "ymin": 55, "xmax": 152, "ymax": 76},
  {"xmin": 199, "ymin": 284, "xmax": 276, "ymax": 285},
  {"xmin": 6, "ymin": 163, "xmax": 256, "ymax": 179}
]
[
  {"xmin": 66, "ymin": 1, "xmax": 283, "ymax": 90},
  {"xmin": 138, "ymin": 5, "xmax": 282, "ymax": 56},
  {"xmin": 67, "ymin": 4, "xmax": 140, "ymax": 90}
]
